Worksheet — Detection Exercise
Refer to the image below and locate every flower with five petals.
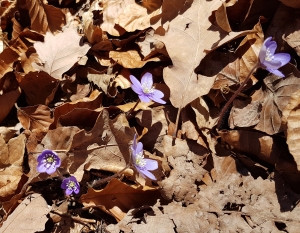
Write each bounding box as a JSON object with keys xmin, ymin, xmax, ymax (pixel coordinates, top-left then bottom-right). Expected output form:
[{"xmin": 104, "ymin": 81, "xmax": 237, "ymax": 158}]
[{"xmin": 61, "ymin": 176, "xmax": 80, "ymax": 195}]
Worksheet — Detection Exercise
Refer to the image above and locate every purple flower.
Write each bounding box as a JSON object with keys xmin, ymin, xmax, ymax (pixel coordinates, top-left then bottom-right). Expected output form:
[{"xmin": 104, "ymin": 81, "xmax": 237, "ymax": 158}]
[
  {"xmin": 131, "ymin": 134, "xmax": 158, "ymax": 180},
  {"xmin": 259, "ymin": 37, "xmax": 291, "ymax": 77},
  {"xmin": 37, "ymin": 150, "xmax": 61, "ymax": 175},
  {"xmin": 61, "ymin": 176, "xmax": 80, "ymax": 195},
  {"xmin": 130, "ymin": 72, "xmax": 166, "ymax": 104}
]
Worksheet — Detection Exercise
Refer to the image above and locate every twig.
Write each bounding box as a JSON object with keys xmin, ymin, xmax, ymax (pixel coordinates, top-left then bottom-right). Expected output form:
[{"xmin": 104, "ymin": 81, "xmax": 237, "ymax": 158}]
[
  {"xmin": 51, "ymin": 210, "xmax": 96, "ymax": 225},
  {"xmin": 217, "ymin": 63, "xmax": 259, "ymax": 129}
]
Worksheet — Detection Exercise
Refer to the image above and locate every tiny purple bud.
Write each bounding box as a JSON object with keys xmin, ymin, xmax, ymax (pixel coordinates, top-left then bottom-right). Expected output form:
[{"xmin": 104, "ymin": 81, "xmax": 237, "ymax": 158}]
[
  {"xmin": 130, "ymin": 72, "xmax": 166, "ymax": 104},
  {"xmin": 36, "ymin": 150, "xmax": 61, "ymax": 175},
  {"xmin": 131, "ymin": 134, "xmax": 158, "ymax": 180},
  {"xmin": 258, "ymin": 37, "xmax": 291, "ymax": 77},
  {"xmin": 61, "ymin": 176, "xmax": 80, "ymax": 195}
]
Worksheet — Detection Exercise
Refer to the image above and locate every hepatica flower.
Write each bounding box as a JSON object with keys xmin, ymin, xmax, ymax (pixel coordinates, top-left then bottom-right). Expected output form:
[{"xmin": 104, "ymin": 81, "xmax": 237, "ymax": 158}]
[
  {"xmin": 130, "ymin": 72, "xmax": 166, "ymax": 104},
  {"xmin": 259, "ymin": 37, "xmax": 291, "ymax": 77},
  {"xmin": 61, "ymin": 176, "xmax": 80, "ymax": 195},
  {"xmin": 131, "ymin": 134, "xmax": 158, "ymax": 180},
  {"xmin": 37, "ymin": 150, "xmax": 61, "ymax": 175}
]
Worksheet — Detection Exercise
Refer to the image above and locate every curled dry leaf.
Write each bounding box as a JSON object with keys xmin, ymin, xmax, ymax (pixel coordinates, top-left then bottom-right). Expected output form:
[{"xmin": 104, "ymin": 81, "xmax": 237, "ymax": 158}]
[
  {"xmin": 1, "ymin": 194, "xmax": 50, "ymax": 233},
  {"xmin": 33, "ymin": 27, "xmax": 91, "ymax": 80},
  {"xmin": 26, "ymin": 0, "xmax": 66, "ymax": 34},
  {"xmin": 17, "ymin": 104, "xmax": 54, "ymax": 132},
  {"xmin": 80, "ymin": 178, "xmax": 161, "ymax": 221},
  {"xmin": 0, "ymin": 47, "xmax": 19, "ymax": 81},
  {"xmin": 101, "ymin": 0, "xmax": 161, "ymax": 36},
  {"xmin": 282, "ymin": 89, "xmax": 300, "ymax": 171},
  {"xmin": 0, "ymin": 134, "xmax": 26, "ymax": 201},
  {"xmin": 109, "ymin": 50, "xmax": 161, "ymax": 69},
  {"xmin": 50, "ymin": 90, "xmax": 102, "ymax": 129}
]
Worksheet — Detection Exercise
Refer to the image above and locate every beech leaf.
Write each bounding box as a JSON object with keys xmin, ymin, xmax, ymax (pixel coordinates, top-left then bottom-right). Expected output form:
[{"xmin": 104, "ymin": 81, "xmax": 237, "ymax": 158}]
[{"xmin": 33, "ymin": 28, "xmax": 91, "ymax": 80}]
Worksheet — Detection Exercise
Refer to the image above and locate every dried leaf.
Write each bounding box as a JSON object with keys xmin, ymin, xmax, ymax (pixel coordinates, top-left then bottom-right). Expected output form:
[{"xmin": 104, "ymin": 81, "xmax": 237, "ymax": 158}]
[
  {"xmin": 254, "ymin": 70, "xmax": 300, "ymax": 135},
  {"xmin": 155, "ymin": 0, "xmax": 255, "ymax": 109},
  {"xmin": 0, "ymin": 194, "xmax": 50, "ymax": 233},
  {"xmin": 26, "ymin": 0, "xmax": 66, "ymax": 34},
  {"xmin": 33, "ymin": 27, "xmax": 91, "ymax": 79},
  {"xmin": 109, "ymin": 50, "xmax": 161, "ymax": 68},
  {"xmin": 17, "ymin": 105, "xmax": 54, "ymax": 132},
  {"xmin": 280, "ymin": 0, "xmax": 300, "ymax": 9},
  {"xmin": 0, "ymin": 134, "xmax": 26, "ymax": 201},
  {"xmin": 0, "ymin": 88, "xmax": 21, "ymax": 124},
  {"xmin": 80, "ymin": 178, "xmax": 161, "ymax": 221},
  {"xmin": 17, "ymin": 71, "xmax": 59, "ymax": 105},
  {"xmin": 282, "ymin": 89, "xmax": 300, "ymax": 171}
]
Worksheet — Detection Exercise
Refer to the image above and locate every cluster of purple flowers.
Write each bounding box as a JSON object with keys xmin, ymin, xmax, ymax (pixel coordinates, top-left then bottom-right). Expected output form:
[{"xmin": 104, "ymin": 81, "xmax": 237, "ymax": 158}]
[{"xmin": 37, "ymin": 150, "xmax": 80, "ymax": 195}]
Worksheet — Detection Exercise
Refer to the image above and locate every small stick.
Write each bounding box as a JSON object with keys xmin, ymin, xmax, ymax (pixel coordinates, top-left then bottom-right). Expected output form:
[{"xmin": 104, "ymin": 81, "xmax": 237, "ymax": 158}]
[
  {"xmin": 217, "ymin": 63, "xmax": 259, "ymax": 129},
  {"xmin": 126, "ymin": 99, "xmax": 141, "ymax": 118}
]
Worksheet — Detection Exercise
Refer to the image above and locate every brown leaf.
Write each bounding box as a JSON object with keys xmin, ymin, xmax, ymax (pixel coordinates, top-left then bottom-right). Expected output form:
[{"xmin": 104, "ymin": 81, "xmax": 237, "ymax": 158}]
[
  {"xmin": 1, "ymin": 194, "xmax": 50, "ymax": 233},
  {"xmin": 229, "ymin": 99, "xmax": 260, "ymax": 128},
  {"xmin": 80, "ymin": 178, "xmax": 161, "ymax": 221},
  {"xmin": 11, "ymin": 17, "xmax": 23, "ymax": 40},
  {"xmin": 50, "ymin": 90, "xmax": 102, "ymax": 129},
  {"xmin": 280, "ymin": 0, "xmax": 300, "ymax": 8},
  {"xmin": 26, "ymin": 0, "xmax": 66, "ymax": 34},
  {"xmin": 0, "ymin": 87, "xmax": 21, "ymax": 124},
  {"xmin": 17, "ymin": 71, "xmax": 59, "ymax": 105},
  {"xmin": 109, "ymin": 50, "xmax": 161, "ymax": 68},
  {"xmin": 17, "ymin": 105, "xmax": 54, "ymax": 132},
  {"xmin": 154, "ymin": 0, "xmax": 255, "ymax": 109},
  {"xmin": 282, "ymin": 89, "xmax": 300, "ymax": 171},
  {"xmin": 254, "ymin": 69, "xmax": 300, "ymax": 135},
  {"xmin": 33, "ymin": 27, "xmax": 91, "ymax": 80},
  {"xmin": 0, "ymin": 47, "xmax": 19, "ymax": 81},
  {"xmin": 101, "ymin": 0, "xmax": 160, "ymax": 36},
  {"xmin": 0, "ymin": 134, "xmax": 26, "ymax": 201},
  {"xmin": 214, "ymin": 2, "xmax": 232, "ymax": 32}
]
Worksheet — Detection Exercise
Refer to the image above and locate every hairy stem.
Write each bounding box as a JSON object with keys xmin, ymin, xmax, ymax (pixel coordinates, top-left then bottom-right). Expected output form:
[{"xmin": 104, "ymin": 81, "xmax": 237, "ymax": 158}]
[
  {"xmin": 126, "ymin": 99, "xmax": 141, "ymax": 118},
  {"xmin": 217, "ymin": 63, "xmax": 259, "ymax": 129}
]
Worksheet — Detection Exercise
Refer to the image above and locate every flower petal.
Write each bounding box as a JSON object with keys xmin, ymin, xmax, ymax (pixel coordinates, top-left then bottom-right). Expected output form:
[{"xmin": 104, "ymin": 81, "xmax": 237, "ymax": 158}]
[
  {"xmin": 262, "ymin": 59, "xmax": 282, "ymax": 69},
  {"xmin": 130, "ymin": 75, "xmax": 142, "ymax": 88},
  {"xmin": 132, "ymin": 134, "xmax": 137, "ymax": 150},
  {"xmin": 136, "ymin": 142, "xmax": 143, "ymax": 154},
  {"xmin": 267, "ymin": 68, "xmax": 285, "ymax": 77},
  {"xmin": 152, "ymin": 89, "xmax": 164, "ymax": 98},
  {"xmin": 273, "ymin": 53, "xmax": 291, "ymax": 66},
  {"xmin": 37, "ymin": 163, "xmax": 47, "ymax": 173},
  {"xmin": 141, "ymin": 72, "xmax": 153, "ymax": 88},
  {"xmin": 144, "ymin": 159, "xmax": 158, "ymax": 170},
  {"xmin": 46, "ymin": 165, "xmax": 56, "ymax": 174},
  {"xmin": 74, "ymin": 188, "xmax": 80, "ymax": 194},
  {"xmin": 266, "ymin": 41, "xmax": 277, "ymax": 54},
  {"xmin": 150, "ymin": 93, "xmax": 166, "ymax": 104},
  {"xmin": 140, "ymin": 169, "xmax": 156, "ymax": 180},
  {"xmin": 131, "ymin": 84, "xmax": 143, "ymax": 95},
  {"xmin": 139, "ymin": 94, "xmax": 151, "ymax": 102},
  {"xmin": 65, "ymin": 188, "xmax": 73, "ymax": 195}
]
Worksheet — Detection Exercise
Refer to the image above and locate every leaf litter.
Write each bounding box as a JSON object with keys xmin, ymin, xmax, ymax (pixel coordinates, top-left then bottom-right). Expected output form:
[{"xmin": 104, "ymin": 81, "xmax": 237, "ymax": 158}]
[{"xmin": 1, "ymin": 0, "xmax": 300, "ymax": 232}]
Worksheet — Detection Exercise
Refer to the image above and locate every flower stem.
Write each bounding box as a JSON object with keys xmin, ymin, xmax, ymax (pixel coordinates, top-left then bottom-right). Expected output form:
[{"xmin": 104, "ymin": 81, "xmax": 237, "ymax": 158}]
[
  {"xmin": 217, "ymin": 63, "xmax": 259, "ymax": 129},
  {"xmin": 126, "ymin": 99, "xmax": 141, "ymax": 118}
]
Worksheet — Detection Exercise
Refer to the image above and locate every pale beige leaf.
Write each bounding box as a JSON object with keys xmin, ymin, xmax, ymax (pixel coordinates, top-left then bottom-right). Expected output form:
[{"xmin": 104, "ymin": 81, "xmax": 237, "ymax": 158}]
[
  {"xmin": 109, "ymin": 50, "xmax": 161, "ymax": 68},
  {"xmin": 33, "ymin": 27, "xmax": 91, "ymax": 79},
  {"xmin": 0, "ymin": 194, "xmax": 50, "ymax": 233},
  {"xmin": 154, "ymin": 0, "xmax": 255, "ymax": 108}
]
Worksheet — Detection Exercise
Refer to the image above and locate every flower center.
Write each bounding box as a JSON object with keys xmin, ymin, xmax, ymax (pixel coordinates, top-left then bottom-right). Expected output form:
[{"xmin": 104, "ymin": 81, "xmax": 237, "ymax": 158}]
[
  {"xmin": 265, "ymin": 48, "xmax": 274, "ymax": 61},
  {"xmin": 43, "ymin": 154, "xmax": 57, "ymax": 167},
  {"xmin": 142, "ymin": 81, "xmax": 155, "ymax": 94},
  {"xmin": 67, "ymin": 181, "xmax": 77, "ymax": 190},
  {"xmin": 135, "ymin": 151, "xmax": 146, "ymax": 168}
]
